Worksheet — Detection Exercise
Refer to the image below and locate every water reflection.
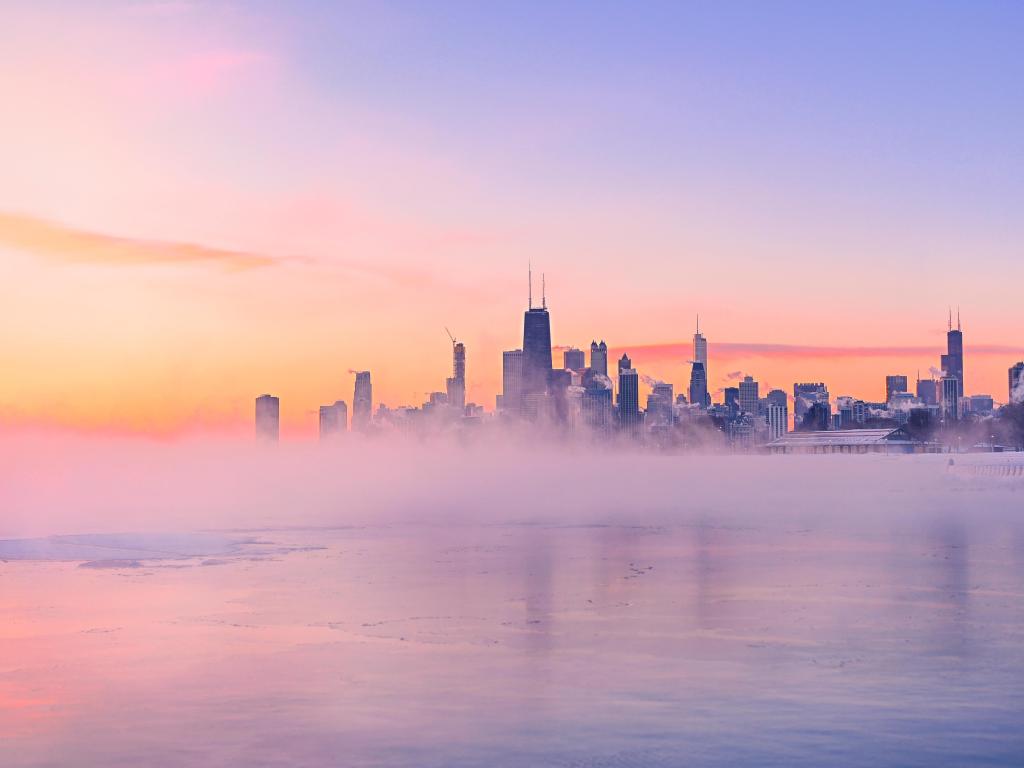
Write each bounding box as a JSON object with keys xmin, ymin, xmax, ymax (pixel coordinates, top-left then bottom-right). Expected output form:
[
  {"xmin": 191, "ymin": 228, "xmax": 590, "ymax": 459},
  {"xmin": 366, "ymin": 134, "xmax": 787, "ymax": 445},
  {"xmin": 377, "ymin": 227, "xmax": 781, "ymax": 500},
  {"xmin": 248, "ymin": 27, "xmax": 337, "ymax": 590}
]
[{"xmin": 1, "ymin": 514, "xmax": 1022, "ymax": 767}]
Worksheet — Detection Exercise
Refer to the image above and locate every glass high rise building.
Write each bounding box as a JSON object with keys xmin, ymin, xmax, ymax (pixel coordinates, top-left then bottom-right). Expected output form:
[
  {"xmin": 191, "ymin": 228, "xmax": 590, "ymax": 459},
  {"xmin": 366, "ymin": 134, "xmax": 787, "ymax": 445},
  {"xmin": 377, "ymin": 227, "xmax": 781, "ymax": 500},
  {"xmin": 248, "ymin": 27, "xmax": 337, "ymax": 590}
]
[
  {"xmin": 255, "ymin": 394, "xmax": 280, "ymax": 442},
  {"xmin": 352, "ymin": 371, "xmax": 372, "ymax": 432}
]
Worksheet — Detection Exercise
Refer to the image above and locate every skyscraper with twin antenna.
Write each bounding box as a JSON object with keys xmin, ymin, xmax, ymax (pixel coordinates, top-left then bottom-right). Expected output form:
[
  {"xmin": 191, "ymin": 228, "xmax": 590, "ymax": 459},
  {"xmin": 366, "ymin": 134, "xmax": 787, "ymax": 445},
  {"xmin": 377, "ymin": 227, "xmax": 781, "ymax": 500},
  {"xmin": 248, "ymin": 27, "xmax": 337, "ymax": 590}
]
[
  {"xmin": 521, "ymin": 266, "xmax": 553, "ymax": 412},
  {"xmin": 940, "ymin": 308, "xmax": 964, "ymax": 398}
]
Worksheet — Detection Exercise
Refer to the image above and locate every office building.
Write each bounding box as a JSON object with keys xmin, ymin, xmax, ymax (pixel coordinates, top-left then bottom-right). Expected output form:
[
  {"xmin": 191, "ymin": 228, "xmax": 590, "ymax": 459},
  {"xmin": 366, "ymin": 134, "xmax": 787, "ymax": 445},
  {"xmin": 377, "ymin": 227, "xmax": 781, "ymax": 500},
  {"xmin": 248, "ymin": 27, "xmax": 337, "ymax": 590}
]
[
  {"xmin": 581, "ymin": 368, "xmax": 614, "ymax": 435},
  {"xmin": 319, "ymin": 400, "xmax": 347, "ymax": 439},
  {"xmin": 446, "ymin": 340, "xmax": 466, "ymax": 411},
  {"xmin": 646, "ymin": 382, "xmax": 674, "ymax": 427},
  {"xmin": 794, "ymin": 382, "xmax": 829, "ymax": 424},
  {"xmin": 693, "ymin": 316, "xmax": 708, "ymax": 382},
  {"xmin": 563, "ymin": 347, "xmax": 586, "ymax": 372},
  {"xmin": 689, "ymin": 362, "xmax": 708, "ymax": 409},
  {"xmin": 723, "ymin": 387, "xmax": 739, "ymax": 413},
  {"xmin": 940, "ymin": 375, "xmax": 960, "ymax": 423},
  {"xmin": 1010, "ymin": 362, "xmax": 1024, "ymax": 404},
  {"xmin": 590, "ymin": 340, "xmax": 608, "ymax": 377},
  {"xmin": 255, "ymin": 394, "xmax": 280, "ymax": 442},
  {"xmin": 738, "ymin": 375, "xmax": 759, "ymax": 415},
  {"xmin": 617, "ymin": 354, "xmax": 642, "ymax": 434},
  {"xmin": 916, "ymin": 374, "xmax": 938, "ymax": 405},
  {"xmin": 885, "ymin": 375, "xmax": 908, "ymax": 403},
  {"xmin": 765, "ymin": 402, "xmax": 788, "ymax": 442},
  {"xmin": 501, "ymin": 349, "xmax": 523, "ymax": 414},
  {"xmin": 352, "ymin": 371, "xmax": 372, "ymax": 431}
]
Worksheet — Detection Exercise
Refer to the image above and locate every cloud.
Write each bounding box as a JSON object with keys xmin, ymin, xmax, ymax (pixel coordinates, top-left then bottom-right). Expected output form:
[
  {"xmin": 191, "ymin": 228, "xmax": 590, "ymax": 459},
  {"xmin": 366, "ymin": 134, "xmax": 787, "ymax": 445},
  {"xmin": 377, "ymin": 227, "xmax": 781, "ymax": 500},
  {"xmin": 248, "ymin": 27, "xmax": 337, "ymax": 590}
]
[
  {"xmin": 0, "ymin": 212, "xmax": 287, "ymax": 271},
  {"xmin": 725, "ymin": 370, "xmax": 743, "ymax": 380}
]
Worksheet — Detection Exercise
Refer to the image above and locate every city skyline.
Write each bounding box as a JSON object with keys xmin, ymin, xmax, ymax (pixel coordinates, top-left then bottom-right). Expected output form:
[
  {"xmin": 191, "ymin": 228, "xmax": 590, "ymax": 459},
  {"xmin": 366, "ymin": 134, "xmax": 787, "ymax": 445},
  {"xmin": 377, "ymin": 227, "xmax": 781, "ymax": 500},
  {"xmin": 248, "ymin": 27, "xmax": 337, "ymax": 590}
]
[
  {"xmin": 3, "ymin": 2, "xmax": 1024, "ymax": 438},
  {"xmin": 256, "ymin": 279, "xmax": 1020, "ymax": 445}
]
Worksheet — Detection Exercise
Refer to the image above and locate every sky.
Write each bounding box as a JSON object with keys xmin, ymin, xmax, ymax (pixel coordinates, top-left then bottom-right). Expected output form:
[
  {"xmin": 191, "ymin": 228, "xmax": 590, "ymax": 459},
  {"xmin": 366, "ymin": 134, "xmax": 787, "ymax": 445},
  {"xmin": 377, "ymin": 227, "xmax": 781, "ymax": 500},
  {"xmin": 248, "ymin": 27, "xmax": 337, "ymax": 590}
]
[{"xmin": 1, "ymin": 0, "xmax": 1023, "ymax": 437}]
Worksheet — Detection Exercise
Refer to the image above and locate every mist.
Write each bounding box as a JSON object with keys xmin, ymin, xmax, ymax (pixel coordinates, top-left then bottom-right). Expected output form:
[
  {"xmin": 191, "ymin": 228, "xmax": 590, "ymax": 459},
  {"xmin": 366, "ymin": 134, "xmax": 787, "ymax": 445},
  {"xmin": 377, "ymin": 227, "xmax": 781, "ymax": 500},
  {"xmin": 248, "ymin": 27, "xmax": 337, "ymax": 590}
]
[{"xmin": 3, "ymin": 429, "xmax": 1021, "ymax": 542}]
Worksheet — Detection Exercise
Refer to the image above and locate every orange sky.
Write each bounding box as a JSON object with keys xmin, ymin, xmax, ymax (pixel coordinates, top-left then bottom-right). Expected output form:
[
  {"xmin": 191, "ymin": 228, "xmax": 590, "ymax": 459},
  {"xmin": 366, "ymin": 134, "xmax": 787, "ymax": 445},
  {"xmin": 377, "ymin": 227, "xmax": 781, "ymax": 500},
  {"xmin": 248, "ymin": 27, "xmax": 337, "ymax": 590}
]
[{"xmin": 2, "ymin": 3, "xmax": 1022, "ymax": 438}]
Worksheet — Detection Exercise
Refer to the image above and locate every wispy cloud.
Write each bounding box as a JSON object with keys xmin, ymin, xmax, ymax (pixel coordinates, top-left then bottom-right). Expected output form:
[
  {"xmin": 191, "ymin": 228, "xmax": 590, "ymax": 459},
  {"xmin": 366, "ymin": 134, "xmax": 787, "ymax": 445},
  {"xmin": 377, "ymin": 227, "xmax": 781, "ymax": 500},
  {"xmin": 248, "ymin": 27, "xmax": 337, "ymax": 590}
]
[{"xmin": 0, "ymin": 212, "xmax": 285, "ymax": 271}]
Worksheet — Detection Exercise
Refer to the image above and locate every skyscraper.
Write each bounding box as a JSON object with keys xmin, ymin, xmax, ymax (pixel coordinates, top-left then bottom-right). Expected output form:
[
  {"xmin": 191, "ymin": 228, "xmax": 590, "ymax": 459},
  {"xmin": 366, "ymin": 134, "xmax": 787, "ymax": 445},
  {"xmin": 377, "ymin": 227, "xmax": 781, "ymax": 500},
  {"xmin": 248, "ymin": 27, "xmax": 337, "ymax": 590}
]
[
  {"xmin": 738, "ymin": 375, "xmax": 759, "ymax": 415},
  {"xmin": 693, "ymin": 315, "xmax": 707, "ymax": 381},
  {"xmin": 522, "ymin": 271, "xmax": 553, "ymax": 406},
  {"xmin": 590, "ymin": 340, "xmax": 608, "ymax": 377},
  {"xmin": 723, "ymin": 387, "xmax": 739, "ymax": 413},
  {"xmin": 501, "ymin": 349, "xmax": 523, "ymax": 414},
  {"xmin": 563, "ymin": 347, "xmax": 586, "ymax": 372},
  {"xmin": 446, "ymin": 340, "xmax": 466, "ymax": 411},
  {"xmin": 255, "ymin": 394, "xmax": 280, "ymax": 442},
  {"xmin": 765, "ymin": 402, "xmax": 788, "ymax": 442},
  {"xmin": 940, "ymin": 375, "xmax": 960, "ymax": 423},
  {"xmin": 940, "ymin": 310, "xmax": 964, "ymax": 397},
  {"xmin": 885, "ymin": 375, "xmax": 908, "ymax": 403},
  {"xmin": 319, "ymin": 401, "xmax": 347, "ymax": 439},
  {"xmin": 617, "ymin": 354, "xmax": 641, "ymax": 434},
  {"xmin": 1009, "ymin": 362, "xmax": 1024, "ymax": 404},
  {"xmin": 581, "ymin": 368, "xmax": 613, "ymax": 435},
  {"xmin": 646, "ymin": 382, "xmax": 674, "ymax": 427},
  {"xmin": 793, "ymin": 382, "xmax": 829, "ymax": 424},
  {"xmin": 688, "ymin": 362, "xmax": 708, "ymax": 409},
  {"xmin": 916, "ymin": 373, "xmax": 938, "ymax": 405},
  {"xmin": 352, "ymin": 371, "xmax": 372, "ymax": 432}
]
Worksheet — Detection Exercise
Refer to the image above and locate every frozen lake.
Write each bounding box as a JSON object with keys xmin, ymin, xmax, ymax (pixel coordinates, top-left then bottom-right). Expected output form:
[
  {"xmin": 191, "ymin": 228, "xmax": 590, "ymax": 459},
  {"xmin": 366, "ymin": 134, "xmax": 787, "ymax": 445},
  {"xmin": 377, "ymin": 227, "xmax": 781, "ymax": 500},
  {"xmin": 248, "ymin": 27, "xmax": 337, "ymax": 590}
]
[{"xmin": 1, "ymin": 447, "xmax": 1023, "ymax": 766}]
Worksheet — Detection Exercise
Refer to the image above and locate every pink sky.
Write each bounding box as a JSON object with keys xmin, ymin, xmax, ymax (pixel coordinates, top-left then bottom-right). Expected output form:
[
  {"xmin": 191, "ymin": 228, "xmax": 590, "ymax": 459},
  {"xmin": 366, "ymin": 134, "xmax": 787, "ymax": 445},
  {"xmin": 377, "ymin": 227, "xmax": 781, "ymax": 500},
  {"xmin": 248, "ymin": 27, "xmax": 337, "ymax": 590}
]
[{"xmin": 2, "ymin": 2, "xmax": 1022, "ymax": 437}]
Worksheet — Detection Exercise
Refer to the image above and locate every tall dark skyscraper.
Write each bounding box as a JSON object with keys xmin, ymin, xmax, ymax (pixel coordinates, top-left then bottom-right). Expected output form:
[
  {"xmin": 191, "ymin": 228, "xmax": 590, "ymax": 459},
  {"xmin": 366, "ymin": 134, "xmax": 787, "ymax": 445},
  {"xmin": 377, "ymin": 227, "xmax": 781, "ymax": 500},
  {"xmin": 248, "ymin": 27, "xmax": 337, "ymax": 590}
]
[
  {"xmin": 522, "ymin": 271, "xmax": 553, "ymax": 401},
  {"xmin": 940, "ymin": 310, "xmax": 964, "ymax": 397},
  {"xmin": 688, "ymin": 362, "xmax": 708, "ymax": 409},
  {"xmin": 352, "ymin": 371, "xmax": 372, "ymax": 431},
  {"xmin": 255, "ymin": 394, "xmax": 280, "ymax": 441},
  {"xmin": 617, "ymin": 354, "xmax": 641, "ymax": 433}
]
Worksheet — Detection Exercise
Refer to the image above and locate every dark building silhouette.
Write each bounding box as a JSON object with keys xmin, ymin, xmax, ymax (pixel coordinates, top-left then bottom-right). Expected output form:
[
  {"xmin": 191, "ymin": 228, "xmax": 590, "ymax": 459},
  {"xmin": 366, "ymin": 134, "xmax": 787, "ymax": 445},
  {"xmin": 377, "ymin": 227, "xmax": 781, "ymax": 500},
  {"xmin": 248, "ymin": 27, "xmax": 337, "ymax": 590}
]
[
  {"xmin": 688, "ymin": 362, "xmax": 708, "ymax": 409},
  {"xmin": 352, "ymin": 371, "xmax": 372, "ymax": 431},
  {"xmin": 500, "ymin": 349, "xmax": 523, "ymax": 413},
  {"xmin": 724, "ymin": 387, "xmax": 739, "ymax": 413},
  {"xmin": 589, "ymin": 340, "xmax": 608, "ymax": 377},
  {"xmin": 563, "ymin": 347, "xmax": 586, "ymax": 372},
  {"xmin": 916, "ymin": 374, "xmax": 938, "ymax": 405},
  {"xmin": 255, "ymin": 394, "xmax": 280, "ymax": 441},
  {"xmin": 940, "ymin": 375, "xmax": 960, "ymax": 423},
  {"xmin": 1009, "ymin": 362, "xmax": 1023, "ymax": 404},
  {"xmin": 522, "ymin": 277, "xmax": 553, "ymax": 406},
  {"xmin": 794, "ymin": 382, "xmax": 828, "ymax": 424},
  {"xmin": 940, "ymin": 310, "xmax": 964, "ymax": 397},
  {"xmin": 885, "ymin": 375, "xmax": 908, "ymax": 403},
  {"xmin": 766, "ymin": 388, "xmax": 788, "ymax": 408},
  {"xmin": 617, "ymin": 354, "xmax": 641, "ymax": 434},
  {"xmin": 798, "ymin": 400, "xmax": 831, "ymax": 431}
]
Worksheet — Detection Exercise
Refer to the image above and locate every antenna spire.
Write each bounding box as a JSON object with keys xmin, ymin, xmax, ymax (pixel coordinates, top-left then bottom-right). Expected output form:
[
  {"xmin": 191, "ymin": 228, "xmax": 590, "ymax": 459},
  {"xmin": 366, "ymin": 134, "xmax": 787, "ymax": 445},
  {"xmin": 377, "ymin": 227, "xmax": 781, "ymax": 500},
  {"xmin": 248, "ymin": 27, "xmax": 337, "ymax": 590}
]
[
  {"xmin": 542, "ymin": 273, "xmax": 546, "ymax": 309},
  {"xmin": 948, "ymin": 307, "xmax": 952, "ymax": 332},
  {"xmin": 957, "ymin": 306, "xmax": 961, "ymax": 331},
  {"xmin": 696, "ymin": 313, "xmax": 700, "ymax": 335},
  {"xmin": 528, "ymin": 262, "xmax": 533, "ymax": 309}
]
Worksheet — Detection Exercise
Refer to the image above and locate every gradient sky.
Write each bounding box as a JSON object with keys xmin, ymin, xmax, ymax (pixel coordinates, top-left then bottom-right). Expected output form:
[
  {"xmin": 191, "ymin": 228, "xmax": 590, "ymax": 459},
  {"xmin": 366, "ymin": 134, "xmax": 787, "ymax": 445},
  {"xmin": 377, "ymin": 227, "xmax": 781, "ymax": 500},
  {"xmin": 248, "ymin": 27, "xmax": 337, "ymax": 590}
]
[{"xmin": 2, "ymin": 1, "xmax": 1023, "ymax": 437}]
